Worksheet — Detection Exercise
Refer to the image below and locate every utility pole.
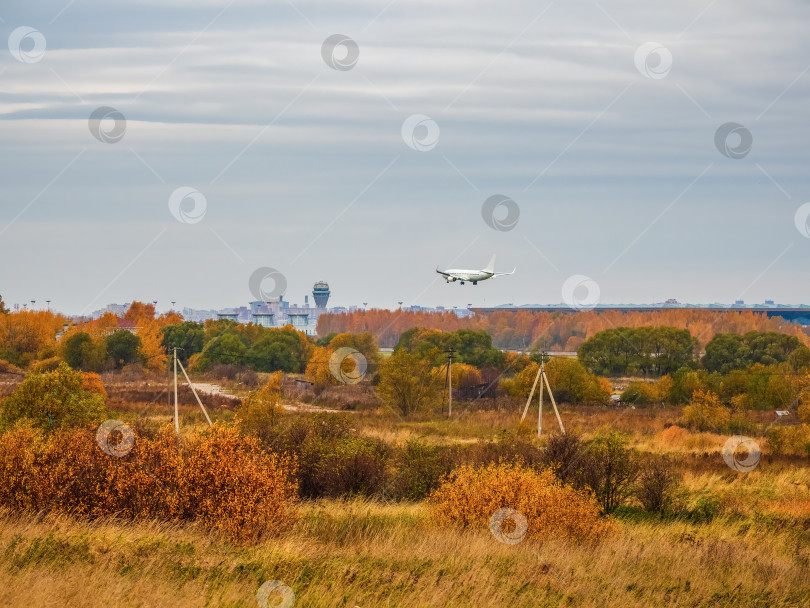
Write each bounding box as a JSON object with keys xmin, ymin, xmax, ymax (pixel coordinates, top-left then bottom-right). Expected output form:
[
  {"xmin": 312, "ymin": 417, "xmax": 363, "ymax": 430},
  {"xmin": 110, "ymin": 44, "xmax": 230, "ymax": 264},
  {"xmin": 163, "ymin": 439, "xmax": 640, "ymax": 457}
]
[
  {"xmin": 520, "ymin": 352, "xmax": 565, "ymax": 436},
  {"xmin": 445, "ymin": 347, "xmax": 455, "ymax": 418},
  {"xmin": 173, "ymin": 348, "xmax": 179, "ymax": 434}
]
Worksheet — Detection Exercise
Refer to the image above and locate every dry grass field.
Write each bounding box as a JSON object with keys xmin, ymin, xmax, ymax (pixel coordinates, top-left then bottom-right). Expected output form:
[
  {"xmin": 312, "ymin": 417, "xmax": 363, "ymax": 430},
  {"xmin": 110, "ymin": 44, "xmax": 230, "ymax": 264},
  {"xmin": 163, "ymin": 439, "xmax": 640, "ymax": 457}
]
[{"xmin": 1, "ymin": 375, "xmax": 810, "ymax": 607}]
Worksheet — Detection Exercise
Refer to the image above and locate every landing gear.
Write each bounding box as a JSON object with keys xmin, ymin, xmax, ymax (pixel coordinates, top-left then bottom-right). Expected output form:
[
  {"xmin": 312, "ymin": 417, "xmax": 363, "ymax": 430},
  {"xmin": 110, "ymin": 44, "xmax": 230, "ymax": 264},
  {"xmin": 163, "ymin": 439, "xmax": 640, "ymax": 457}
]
[
  {"xmin": 460, "ymin": 281, "xmax": 465, "ymax": 285},
  {"xmin": 473, "ymin": 281, "xmax": 478, "ymax": 285}
]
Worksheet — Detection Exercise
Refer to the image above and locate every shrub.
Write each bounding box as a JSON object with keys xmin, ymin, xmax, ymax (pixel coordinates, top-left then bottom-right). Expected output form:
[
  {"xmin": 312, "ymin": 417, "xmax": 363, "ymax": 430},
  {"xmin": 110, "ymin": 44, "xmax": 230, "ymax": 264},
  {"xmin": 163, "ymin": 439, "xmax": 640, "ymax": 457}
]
[
  {"xmin": 0, "ymin": 359, "xmax": 23, "ymax": 375},
  {"xmin": 376, "ymin": 351, "xmax": 443, "ymax": 416},
  {"xmin": 683, "ymin": 389, "xmax": 730, "ymax": 431},
  {"xmin": 0, "ymin": 362, "xmax": 107, "ymax": 431},
  {"xmin": 268, "ymin": 414, "xmax": 389, "ymax": 498},
  {"xmin": 29, "ymin": 357, "xmax": 61, "ymax": 373},
  {"xmin": 577, "ymin": 431, "xmax": 639, "ymax": 514},
  {"xmin": 386, "ymin": 439, "xmax": 459, "ymax": 501},
  {"xmin": 766, "ymin": 424, "xmax": 810, "ymax": 456},
  {"xmin": 466, "ymin": 431, "xmax": 545, "ymax": 469},
  {"xmin": 429, "ymin": 462, "xmax": 614, "ymax": 543},
  {"xmin": 238, "ymin": 372, "xmax": 285, "ymax": 442},
  {"xmin": 657, "ymin": 425, "xmax": 689, "ymax": 446},
  {"xmin": 539, "ymin": 431, "xmax": 583, "ymax": 485},
  {"xmin": 635, "ymin": 455, "xmax": 680, "ymax": 512},
  {"xmin": 313, "ymin": 437, "xmax": 389, "ymax": 497},
  {"xmin": 81, "ymin": 372, "xmax": 107, "ymax": 399},
  {"xmin": 799, "ymin": 401, "xmax": 810, "ymax": 424},
  {"xmin": 0, "ymin": 423, "xmax": 298, "ymax": 543}
]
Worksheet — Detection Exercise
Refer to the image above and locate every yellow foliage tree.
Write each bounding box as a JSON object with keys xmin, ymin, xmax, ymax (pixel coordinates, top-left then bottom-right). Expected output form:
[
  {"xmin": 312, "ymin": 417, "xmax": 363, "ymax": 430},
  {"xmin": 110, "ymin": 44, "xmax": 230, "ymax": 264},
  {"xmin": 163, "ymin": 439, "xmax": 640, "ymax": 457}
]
[
  {"xmin": 239, "ymin": 372, "xmax": 285, "ymax": 440},
  {"xmin": 450, "ymin": 362, "xmax": 482, "ymax": 388},
  {"xmin": 377, "ymin": 350, "xmax": 443, "ymax": 416},
  {"xmin": 683, "ymin": 389, "xmax": 730, "ymax": 431},
  {"xmin": 305, "ymin": 346, "xmax": 337, "ymax": 386}
]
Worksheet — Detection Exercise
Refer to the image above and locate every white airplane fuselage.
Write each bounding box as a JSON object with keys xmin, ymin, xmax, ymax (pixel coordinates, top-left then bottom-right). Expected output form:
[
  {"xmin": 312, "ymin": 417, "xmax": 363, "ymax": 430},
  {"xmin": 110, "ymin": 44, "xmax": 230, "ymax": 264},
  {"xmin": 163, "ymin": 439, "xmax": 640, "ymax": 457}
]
[
  {"xmin": 436, "ymin": 254, "xmax": 515, "ymax": 285},
  {"xmin": 441, "ymin": 269, "xmax": 494, "ymax": 283}
]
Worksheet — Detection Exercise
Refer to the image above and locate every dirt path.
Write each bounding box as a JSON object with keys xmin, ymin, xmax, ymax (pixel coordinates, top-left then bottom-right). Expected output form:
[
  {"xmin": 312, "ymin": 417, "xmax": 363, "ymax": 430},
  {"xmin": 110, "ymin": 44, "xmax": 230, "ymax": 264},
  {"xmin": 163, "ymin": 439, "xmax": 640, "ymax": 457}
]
[{"xmin": 187, "ymin": 381, "xmax": 345, "ymax": 414}]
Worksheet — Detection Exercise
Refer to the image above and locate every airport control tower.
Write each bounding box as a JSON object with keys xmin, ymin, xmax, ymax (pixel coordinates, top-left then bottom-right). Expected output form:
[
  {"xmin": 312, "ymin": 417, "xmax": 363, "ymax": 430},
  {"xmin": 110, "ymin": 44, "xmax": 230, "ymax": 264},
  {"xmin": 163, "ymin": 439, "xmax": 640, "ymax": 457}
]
[{"xmin": 313, "ymin": 281, "xmax": 330, "ymax": 308}]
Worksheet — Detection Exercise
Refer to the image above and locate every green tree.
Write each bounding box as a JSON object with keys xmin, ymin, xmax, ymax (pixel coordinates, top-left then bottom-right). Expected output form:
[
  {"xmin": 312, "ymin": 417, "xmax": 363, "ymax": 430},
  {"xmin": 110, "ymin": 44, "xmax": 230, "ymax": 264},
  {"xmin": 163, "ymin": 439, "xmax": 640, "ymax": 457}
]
[
  {"xmin": 104, "ymin": 330, "xmax": 142, "ymax": 369},
  {"xmin": 245, "ymin": 331, "xmax": 302, "ymax": 372},
  {"xmin": 704, "ymin": 331, "xmax": 803, "ymax": 373},
  {"xmin": 199, "ymin": 332, "xmax": 246, "ymax": 368},
  {"xmin": 395, "ymin": 328, "xmax": 504, "ymax": 368},
  {"xmin": 161, "ymin": 321, "xmax": 205, "ymax": 365},
  {"xmin": 376, "ymin": 351, "xmax": 443, "ymax": 416},
  {"xmin": 0, "ymin": 362, "xmax": 107, "ymax": 431},
  {"xmin": 62, "ymin": 331, "xmax": 108, "ymax": 372},
  {"xmin": 0, "ymin": 295, "xmax": 8, "ymax": 315},
  {"xmin": 578, "ymin": 327, "xmax": 697, "ymax": 376}
]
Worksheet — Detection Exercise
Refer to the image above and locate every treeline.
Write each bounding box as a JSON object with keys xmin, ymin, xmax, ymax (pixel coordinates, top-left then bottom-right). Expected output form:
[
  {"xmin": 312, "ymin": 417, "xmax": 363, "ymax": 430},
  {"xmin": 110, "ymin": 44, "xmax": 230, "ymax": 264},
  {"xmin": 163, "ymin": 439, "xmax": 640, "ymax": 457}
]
[
  {"xmin": 316, "ymin": 308, "xmax": 810, "ymax": 351},
  {"xmin": 578, "ymin": 327, "xmax": 810, "ymax": 377}
]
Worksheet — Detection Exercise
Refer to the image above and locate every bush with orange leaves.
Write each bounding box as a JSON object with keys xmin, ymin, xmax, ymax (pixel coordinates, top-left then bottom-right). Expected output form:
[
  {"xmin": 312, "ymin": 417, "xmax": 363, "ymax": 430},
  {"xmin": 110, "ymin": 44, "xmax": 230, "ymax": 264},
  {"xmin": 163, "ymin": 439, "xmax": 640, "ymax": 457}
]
[
  {"xmin": 81, "ymin": 372, "xmax": 107, "ymax": 399},
  {"xmin": 0, "ymin": 423, "xmax": 298, "ymax": 543},
  {"xmin": 429, "ymin": 462, "xmax": 615, "ymax": 544}
]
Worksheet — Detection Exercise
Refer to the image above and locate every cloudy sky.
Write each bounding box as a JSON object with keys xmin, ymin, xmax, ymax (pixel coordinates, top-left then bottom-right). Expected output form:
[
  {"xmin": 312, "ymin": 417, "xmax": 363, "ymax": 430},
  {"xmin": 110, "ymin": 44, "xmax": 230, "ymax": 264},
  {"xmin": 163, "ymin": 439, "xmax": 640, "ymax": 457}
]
[{"xmin": 1, "ymin": 0, "xmax": 808, "ymax": 314}]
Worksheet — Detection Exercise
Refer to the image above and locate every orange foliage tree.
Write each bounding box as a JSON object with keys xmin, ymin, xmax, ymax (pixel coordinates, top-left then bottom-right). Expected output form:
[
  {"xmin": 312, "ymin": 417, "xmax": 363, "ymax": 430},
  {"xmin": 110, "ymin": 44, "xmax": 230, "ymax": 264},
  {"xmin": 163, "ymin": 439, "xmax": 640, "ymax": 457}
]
[{"xmin": 0, "ymin": 309, "xmax": 66, "ymax": 367}]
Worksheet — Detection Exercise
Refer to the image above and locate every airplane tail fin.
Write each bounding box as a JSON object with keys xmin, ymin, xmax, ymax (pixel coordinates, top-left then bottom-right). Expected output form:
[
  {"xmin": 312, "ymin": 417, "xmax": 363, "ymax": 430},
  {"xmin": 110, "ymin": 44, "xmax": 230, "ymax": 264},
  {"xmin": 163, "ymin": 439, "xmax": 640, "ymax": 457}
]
[{"xmin": 484, "ymin": 254, "xmax": 496, "ymax": 273}]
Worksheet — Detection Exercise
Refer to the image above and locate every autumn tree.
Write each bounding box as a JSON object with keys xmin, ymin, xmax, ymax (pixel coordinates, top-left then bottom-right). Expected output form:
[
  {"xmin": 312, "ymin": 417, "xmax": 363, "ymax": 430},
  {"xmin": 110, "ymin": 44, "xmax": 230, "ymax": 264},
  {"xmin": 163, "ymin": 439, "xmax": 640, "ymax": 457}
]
[
  {"xmin": 501, "ymin": 358, "xmax": 609, "ymax": 404},
  {"xmin": 238, "ymin": 372, "xmax": 285, "ymax": 442},
  {"xmin": 683, "ymin": 389, "xmax": 731, "ymax": 431},
  {"xmin": 0, "ymin": 310, "xmax": 65, "ymax": 367},
  {"xmin": 376, "ymin": 351, "xmax": 443, "ymax": 416}
]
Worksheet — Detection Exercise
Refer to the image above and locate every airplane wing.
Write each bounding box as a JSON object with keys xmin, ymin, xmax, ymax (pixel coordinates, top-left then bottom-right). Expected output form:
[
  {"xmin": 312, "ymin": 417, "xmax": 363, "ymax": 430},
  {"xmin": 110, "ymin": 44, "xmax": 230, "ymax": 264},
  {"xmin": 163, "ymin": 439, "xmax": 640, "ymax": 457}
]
[
  {"xmin": 436, "ymin": 267, "xmax": 453, "ymax": 277},
  {"xmin": 491, "ymin": 268, "xmax": 516, "ymax": 277}
]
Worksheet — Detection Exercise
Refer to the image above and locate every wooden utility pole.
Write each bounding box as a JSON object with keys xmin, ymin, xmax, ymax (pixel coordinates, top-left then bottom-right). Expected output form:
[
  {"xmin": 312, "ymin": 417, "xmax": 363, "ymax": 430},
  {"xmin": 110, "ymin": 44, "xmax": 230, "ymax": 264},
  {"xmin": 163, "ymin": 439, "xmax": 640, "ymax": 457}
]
[
  {"xmin": 445, "ymin": 347, "xmax": 455, "ymax": 418},
  {"xmin": 173, "ymin": 347, "xmax": 213, "ymax": 432},
  {"xmin": 520, "ymin": 352, "xmax": 565, "ymax": 436},
  {"xmin": 173, "ymin": 348, "xmax": 179, "ymax": 434}
]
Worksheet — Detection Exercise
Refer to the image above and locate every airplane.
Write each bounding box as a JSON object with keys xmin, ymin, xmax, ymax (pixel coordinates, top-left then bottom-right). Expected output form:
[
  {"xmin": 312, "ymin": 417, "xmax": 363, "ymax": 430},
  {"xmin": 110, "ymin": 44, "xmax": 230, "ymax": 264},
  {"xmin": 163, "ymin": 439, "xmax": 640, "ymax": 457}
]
[{"xmin": 436, "ymin": 254, "xmax": 515, "ymax": 285}]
